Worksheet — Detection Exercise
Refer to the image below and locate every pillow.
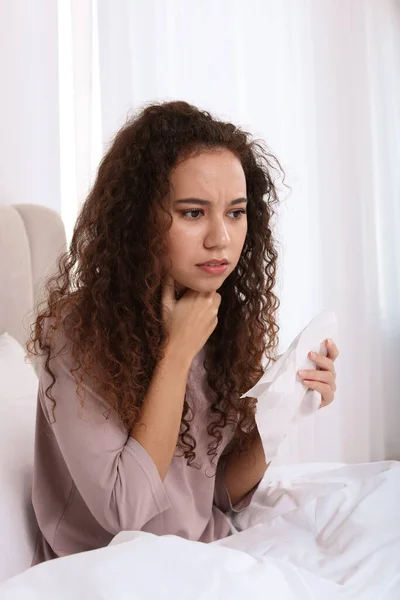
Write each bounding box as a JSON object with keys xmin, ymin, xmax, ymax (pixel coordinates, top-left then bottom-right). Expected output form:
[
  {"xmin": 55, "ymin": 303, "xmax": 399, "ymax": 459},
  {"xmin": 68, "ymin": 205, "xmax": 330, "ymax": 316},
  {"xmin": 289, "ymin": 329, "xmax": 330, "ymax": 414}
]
[{"xmin": 0, "ymin": 332, "xmax": 39, "ymax": 583}]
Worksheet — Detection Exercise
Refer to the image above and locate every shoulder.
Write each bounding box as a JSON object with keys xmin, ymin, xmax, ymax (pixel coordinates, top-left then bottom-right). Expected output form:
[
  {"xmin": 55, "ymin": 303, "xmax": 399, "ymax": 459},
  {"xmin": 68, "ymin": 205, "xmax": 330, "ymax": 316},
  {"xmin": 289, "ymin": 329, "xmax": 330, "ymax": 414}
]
[
  {"xmin": 39, "ymin": 314, "xmax": 114, "ymax": 421},
  {"xmin": 39, "ymin": 310, "xmax": 88, "ymax": 382}
]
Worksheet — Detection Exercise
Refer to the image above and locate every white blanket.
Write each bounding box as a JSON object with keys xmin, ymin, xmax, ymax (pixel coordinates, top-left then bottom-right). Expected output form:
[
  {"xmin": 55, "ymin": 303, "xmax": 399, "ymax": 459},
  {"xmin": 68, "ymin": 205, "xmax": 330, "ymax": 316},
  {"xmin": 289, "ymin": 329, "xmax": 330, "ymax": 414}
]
[
  {"xmin": 2, "ymin": 312, "xmax": 398, "ymax": 598},
  {"xmin": 1, "ymin": 461, "xmax": 399, "ymax": 599},
  {"xmin": 219, "ymin": 461, "xmax": 400, "ymax": 598}
]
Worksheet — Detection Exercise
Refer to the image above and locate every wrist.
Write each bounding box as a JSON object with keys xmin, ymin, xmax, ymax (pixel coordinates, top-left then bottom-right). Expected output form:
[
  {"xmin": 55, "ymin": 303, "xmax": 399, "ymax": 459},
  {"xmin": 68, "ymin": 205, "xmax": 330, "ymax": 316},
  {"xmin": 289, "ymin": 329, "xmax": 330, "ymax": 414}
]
[{"xmin": 162, "ymin": 339, "xmax": 194, "ymax": 372}]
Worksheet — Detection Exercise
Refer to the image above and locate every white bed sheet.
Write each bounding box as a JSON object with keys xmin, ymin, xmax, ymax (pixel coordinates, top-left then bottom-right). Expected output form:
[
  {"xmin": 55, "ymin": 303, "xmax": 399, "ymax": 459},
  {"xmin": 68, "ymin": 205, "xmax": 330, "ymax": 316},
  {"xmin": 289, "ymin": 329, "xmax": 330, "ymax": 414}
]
[
  {"xmin": 220, "ymin": 460, "xmax": 400, "ymax": 597},
  {"xmin": 0, "ymin": 460, "xmax": 399, "ymax": 599}
]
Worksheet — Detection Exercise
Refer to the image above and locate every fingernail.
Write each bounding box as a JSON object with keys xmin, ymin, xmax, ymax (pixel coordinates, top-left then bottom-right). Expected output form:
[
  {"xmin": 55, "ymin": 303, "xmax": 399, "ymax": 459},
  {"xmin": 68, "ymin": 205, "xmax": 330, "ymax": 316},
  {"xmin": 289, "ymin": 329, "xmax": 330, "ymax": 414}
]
[
  {"xmin": 309, "ymin": 351, "xmax": 316, "ymax": 358},
  {"xmin": 327, "ymin": 339, "xmax": 332, "ymax": 345}
]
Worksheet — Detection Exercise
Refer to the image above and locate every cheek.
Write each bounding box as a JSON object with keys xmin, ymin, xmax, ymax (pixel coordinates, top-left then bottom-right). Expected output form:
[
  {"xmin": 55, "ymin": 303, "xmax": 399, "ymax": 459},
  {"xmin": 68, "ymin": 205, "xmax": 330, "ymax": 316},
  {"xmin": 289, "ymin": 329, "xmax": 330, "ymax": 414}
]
[
  {"xmin": 167, "ymin": 224, "xmax": 199, "ymax": 260},
  {"xmin": 234, "ymin": 222, "xmax": 248, "ymax": 254}
]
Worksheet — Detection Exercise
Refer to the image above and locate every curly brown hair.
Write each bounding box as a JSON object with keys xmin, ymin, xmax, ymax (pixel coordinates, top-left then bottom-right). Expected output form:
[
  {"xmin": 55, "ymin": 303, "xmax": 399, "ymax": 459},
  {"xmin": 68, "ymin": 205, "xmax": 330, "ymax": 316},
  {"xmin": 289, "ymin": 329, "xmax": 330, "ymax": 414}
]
[{"xmin": 27, "ymin": 99, "xmax": 286, "ymax": 468}]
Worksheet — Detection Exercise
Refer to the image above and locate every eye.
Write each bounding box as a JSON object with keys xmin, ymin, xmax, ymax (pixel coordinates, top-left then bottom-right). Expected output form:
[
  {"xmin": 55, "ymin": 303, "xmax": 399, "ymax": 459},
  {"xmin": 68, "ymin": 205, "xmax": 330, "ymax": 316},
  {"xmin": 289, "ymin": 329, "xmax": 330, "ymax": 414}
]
[
  {"xmin": 228, "ymin": 209, "xmax": 247, "ymax": 219},
  {"xmin": 181, "ymin": 208, "xmax": 247, "ymax": 221},
  {"xmin": 182, "ymin": 209, "xmax": 203, "ymax": 220}
]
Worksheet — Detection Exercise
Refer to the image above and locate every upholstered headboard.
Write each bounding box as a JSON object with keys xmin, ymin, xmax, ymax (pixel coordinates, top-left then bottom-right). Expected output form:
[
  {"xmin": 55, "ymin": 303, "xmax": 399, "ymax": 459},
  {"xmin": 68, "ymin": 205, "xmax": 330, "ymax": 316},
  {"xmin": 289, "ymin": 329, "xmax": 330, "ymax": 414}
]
[{"xmin": 0, "ymin": 204, "xmax": 67, "ymax": 363}]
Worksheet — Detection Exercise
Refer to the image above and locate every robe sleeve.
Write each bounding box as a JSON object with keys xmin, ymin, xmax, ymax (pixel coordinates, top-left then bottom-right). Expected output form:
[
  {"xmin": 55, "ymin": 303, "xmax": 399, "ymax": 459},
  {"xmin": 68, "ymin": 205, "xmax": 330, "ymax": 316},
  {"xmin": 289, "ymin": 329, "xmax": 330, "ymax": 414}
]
[{"xmin": 38, "ymin": 320, "xmax": 172, "ymax": 535}]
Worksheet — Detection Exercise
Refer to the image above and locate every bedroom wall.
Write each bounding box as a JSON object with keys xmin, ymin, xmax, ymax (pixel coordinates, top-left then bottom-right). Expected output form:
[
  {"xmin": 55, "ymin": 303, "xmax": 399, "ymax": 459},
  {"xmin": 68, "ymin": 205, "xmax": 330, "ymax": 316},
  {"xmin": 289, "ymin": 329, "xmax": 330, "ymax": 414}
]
[{"xmin": 0, "ymin": 0, "xmax": 60, "ymax": 213}]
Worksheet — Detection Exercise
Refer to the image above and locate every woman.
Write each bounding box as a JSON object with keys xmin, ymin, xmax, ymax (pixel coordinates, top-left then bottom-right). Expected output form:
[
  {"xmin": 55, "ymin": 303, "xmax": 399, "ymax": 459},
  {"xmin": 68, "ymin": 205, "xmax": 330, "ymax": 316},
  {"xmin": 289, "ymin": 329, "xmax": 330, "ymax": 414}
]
[{"xmin": 28, "ymin": 100, "xmax": 338, "ymax": 564}]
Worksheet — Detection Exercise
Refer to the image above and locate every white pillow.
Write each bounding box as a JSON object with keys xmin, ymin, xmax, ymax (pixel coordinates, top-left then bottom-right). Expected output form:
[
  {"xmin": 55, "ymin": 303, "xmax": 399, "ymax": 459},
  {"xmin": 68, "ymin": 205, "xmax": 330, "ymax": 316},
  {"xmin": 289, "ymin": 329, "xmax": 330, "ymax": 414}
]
[{"xmin": 0, "ymin": 332, "xmax": 39, "ymax": 583}]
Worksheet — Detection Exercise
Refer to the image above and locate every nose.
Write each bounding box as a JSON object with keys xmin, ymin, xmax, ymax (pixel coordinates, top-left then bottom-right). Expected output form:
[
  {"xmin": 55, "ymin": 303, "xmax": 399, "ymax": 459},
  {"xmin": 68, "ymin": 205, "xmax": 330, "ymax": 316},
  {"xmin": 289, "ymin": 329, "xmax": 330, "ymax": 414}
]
[{"xmin": 204, "ymin": 217, "xmax": 230, "ymax": 250}]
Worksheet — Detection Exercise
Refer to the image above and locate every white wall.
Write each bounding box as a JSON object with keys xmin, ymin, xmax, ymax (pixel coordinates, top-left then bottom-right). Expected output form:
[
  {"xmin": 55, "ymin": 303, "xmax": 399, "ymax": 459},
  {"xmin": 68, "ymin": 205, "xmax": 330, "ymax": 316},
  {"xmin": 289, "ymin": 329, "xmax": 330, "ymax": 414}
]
[{"xmin": 0, "ymin": 0, "xmax": 60, "ymax": 212}]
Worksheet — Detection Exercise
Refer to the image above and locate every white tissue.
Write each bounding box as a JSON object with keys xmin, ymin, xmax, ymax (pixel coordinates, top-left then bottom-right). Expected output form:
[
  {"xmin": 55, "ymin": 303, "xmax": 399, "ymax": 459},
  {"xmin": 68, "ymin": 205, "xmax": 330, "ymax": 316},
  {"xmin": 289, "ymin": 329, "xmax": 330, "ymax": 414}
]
[{"xmin": 241, "ymin": 310, "xmax": 339, "ymax": 460}]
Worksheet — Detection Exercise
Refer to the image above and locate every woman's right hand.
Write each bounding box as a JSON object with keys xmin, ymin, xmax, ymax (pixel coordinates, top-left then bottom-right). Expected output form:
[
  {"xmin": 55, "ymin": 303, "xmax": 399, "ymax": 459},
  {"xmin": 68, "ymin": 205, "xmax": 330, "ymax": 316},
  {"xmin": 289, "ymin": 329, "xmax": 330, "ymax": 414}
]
[{"xmin": 161, "ymin": 275, "xmax": 221, "ymax": 361}]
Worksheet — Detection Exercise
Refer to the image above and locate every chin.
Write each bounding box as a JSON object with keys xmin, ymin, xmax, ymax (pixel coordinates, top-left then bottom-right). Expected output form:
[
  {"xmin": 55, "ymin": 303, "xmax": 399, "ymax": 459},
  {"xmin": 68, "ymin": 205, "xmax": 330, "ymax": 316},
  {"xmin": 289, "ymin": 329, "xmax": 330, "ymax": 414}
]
[
  {"xmin": 174, "ymin": 268, "xmax": 233, "ymax": 295},
  {"xmin": 185, "ymin": 277, "xmax": 226, "ymax": 294}
]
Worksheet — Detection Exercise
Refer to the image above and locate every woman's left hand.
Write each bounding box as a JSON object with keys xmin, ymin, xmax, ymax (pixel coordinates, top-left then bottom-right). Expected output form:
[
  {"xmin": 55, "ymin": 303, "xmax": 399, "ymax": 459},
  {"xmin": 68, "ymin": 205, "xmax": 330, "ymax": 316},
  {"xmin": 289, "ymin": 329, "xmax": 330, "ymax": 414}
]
[{"xmin": 297, "ymin": 339, "xmax": 339, "ymax": 409}]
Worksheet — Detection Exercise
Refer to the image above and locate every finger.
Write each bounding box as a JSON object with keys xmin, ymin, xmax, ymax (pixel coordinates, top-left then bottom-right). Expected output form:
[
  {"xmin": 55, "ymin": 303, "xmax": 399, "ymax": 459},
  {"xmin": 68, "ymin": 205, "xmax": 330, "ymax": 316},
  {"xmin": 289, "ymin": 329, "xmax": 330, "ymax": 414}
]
[
  {"xmin": 302, "ymin": 380, "xmax": 334, "ymax": 404},
  {"xmin": 319, "ymin": 397, "xmax": 333, "ymax": 409},
  {"xmin": 308, "ymin": 351, "xmax": 335, "ymax": 373},
  {"xmin": 175, "ymin": 285, "xmax": 189, "ymax": 301},
  {"xmin": 303, "ymin": 376, "xmax": 336, "ymax": 393},
  {"xmin": 319, "ymin": 390, "xmax": 335, "ymax": 407},
  {"xmin": 213, "ymin": 292, "xmax": 222, "ymax": 307},
  {"xmin": 298, "ymin": 369, "xmax": 335, "ymax": 388},
  {"xmin": 325, "ymin": 339, "xmax": 339, "ymax": 361}
]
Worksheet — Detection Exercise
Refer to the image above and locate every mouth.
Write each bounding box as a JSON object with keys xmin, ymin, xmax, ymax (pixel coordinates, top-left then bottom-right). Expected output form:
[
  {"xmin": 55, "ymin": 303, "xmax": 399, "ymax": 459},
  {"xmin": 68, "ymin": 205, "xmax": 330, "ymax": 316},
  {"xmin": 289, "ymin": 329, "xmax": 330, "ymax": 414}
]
[
  {"xmin": 196, "ymin": 260, "xmax": 229, "ymax": 275},
  {"xmin": 196, "ymin": 259, "xmax": 228, "ymax": 267}
]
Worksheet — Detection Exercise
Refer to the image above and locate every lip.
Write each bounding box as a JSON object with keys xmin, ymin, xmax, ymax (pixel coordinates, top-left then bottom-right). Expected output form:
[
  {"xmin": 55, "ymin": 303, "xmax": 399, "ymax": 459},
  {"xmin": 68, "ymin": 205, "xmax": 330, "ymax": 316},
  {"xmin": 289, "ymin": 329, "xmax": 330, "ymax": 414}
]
[
  {"xmin": 196, "ymin": 259, "xmax": 228, "ymax": 266},
  {"xmin": 196, "ymin": 264, "xmax": 228, "ymax": 275}
]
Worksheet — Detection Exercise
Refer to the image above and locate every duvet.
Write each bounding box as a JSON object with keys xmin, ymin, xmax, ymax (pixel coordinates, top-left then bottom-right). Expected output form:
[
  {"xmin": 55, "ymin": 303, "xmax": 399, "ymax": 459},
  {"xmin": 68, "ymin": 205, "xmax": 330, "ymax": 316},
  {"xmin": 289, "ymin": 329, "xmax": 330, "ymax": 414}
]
[{"xmin": 0, "ymin": 461, "xmax": 399, "ymax": 599}]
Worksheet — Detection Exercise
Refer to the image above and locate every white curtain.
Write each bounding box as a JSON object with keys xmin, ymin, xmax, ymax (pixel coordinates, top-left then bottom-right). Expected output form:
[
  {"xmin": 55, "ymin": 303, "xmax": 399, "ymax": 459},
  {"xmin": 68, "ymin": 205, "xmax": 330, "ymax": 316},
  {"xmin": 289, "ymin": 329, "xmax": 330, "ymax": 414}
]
[
  {"xmin": 0, "ymin": 0, "xmax": 60, "ymax": 212},
  {"xmin": 61, "ymin": 0, "xmax": 400, "ymax": 465}
]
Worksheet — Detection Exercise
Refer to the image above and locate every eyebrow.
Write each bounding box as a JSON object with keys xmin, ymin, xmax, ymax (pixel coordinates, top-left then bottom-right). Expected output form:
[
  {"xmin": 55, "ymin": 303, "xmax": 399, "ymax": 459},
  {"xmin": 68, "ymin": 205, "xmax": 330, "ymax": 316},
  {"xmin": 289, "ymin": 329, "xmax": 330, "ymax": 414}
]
[{"xmin": 174, "ymin": 197, "xmax": 248, "ymax": 207}]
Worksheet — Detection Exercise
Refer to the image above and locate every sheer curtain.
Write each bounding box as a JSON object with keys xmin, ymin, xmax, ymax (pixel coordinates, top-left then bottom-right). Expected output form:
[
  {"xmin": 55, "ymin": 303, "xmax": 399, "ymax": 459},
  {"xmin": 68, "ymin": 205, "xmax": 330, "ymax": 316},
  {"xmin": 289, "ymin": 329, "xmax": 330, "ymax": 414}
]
[
  {"xmin": 0, "ymin": 0, "xmax": 59, "ymax": 212},
  {"xmin": 61, "ymin": 0, "xmax": 400, "ymax": 465}
]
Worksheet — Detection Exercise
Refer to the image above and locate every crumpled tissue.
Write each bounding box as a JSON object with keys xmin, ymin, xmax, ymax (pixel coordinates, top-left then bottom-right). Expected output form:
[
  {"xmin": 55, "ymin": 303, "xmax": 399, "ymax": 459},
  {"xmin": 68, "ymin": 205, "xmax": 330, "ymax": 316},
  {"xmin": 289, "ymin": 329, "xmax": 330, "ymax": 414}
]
[{"xmin": 241, "ymin": 310, "xmax": 339, "ymax": 460}]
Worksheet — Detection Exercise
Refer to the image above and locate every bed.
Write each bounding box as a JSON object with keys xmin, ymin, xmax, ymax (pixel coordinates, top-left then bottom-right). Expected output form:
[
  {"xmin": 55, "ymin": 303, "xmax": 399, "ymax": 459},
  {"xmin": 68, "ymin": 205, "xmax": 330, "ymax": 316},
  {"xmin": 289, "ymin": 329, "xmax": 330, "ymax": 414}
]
[
  {"xmin": 0, "ymin": 204, "xmax": 399, "ymax": 599},
  {"xmin": 0, "ymin": 204, "xmax": 66, "ymax": 582},
  {"xmin": 0, "ymin": 204, "xmax": 66, "ymax": 367}
]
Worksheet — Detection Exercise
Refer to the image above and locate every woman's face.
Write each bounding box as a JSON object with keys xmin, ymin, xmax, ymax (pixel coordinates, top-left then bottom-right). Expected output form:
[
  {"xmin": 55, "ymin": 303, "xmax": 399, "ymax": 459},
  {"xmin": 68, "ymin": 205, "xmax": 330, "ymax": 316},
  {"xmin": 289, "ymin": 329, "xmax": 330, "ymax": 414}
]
[{"xmin": 165, "ymin": 149, "xmax": 248, "ymax": 295}]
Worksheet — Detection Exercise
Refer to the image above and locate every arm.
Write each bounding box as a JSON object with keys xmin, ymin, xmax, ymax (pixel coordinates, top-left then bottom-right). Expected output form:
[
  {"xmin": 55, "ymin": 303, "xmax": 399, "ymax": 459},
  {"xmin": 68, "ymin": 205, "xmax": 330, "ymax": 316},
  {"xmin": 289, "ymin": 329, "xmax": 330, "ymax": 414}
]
[
  {"xmin": 223, "ymin": 426, "xmax": 270, "ymax": 507},
  {"xmin": 214, "ymin": 354, "xmax": 284, "ymax": 511},
  {"xmin": 214, "ymin": 425, "xmax": 270, "ymax": 513},
  {"xmin": 40, "ymin": 321, "xmax": 190, "ymax": 535},
  {"xmin": 132, "ymin": 278, "xmax": 221, "ymax": 480},
  {"xmin": 41, "ymin": 284, "xmax": 218, "ymax": 534},
  {"xmin": 130, "ymin": 341, "xmax": 192, "ymax": 480}
]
